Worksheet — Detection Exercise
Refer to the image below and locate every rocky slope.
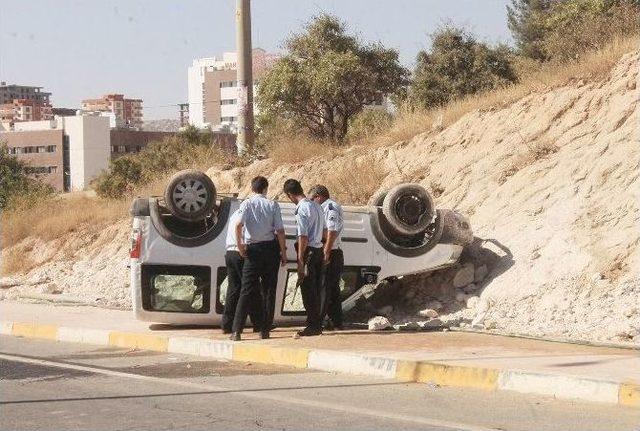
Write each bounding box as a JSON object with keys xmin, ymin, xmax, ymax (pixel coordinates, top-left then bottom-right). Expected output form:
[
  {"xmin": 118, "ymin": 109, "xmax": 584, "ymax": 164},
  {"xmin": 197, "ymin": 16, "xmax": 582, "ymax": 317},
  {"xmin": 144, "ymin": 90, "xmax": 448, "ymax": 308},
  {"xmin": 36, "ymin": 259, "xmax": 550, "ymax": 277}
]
[{"xmin": 2, "ymin": 51, "xmax": 638, "ymax": 344}]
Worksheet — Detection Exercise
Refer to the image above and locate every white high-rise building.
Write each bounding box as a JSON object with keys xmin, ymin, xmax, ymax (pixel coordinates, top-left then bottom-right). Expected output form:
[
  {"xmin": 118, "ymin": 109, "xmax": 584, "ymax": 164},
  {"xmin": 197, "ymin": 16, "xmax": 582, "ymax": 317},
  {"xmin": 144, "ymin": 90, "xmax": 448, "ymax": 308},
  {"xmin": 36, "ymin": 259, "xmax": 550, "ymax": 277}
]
[{"xmin": 187, "ymin": 49, "xmax": 278, "ymax": 130}]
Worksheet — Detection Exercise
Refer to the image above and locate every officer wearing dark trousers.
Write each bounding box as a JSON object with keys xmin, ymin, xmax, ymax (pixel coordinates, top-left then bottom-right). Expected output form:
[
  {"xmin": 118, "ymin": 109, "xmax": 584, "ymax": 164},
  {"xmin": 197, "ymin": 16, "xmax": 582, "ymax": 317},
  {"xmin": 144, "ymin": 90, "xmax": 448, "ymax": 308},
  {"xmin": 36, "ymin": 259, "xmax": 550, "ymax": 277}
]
[
  {"xmin": 283, "ymin": 179, "xmax": 326, "ymax": 337},
  {"xmin": 231, "ymin": 176, "xmax": 287, "ymax": 341},
  {"xmin": 222, "ymin": 208, "xmax": 263, "ymax": 333},
  {"xmin": 309, "ymin": 185, "xmax": 345, "ymax": 330}
]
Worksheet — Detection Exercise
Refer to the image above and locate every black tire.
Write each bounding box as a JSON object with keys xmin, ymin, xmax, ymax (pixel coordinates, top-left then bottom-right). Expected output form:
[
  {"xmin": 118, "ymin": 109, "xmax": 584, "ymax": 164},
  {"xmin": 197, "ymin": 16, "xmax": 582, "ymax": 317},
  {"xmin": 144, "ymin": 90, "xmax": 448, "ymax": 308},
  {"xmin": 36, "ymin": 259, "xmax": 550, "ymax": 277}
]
[
  {"xmin": 382, "ymin": 183, "xmax": 434, "ymax": 236},
  {"xmin": 368, "ymin": 189, "xmax": 388, "ymax": 206},
  {"xmin": 164, "ymin": 169, "xmax": 217, "ymax": 222}
]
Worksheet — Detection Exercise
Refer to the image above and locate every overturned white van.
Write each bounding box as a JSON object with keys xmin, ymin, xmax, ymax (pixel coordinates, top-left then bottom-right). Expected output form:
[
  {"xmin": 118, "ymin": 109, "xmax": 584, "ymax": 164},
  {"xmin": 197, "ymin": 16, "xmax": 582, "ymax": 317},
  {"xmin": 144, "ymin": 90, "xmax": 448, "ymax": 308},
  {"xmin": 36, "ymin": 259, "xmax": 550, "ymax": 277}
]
[{"xmin": 129, "ymin": 170, "xmax": 473, "ymax": 326}]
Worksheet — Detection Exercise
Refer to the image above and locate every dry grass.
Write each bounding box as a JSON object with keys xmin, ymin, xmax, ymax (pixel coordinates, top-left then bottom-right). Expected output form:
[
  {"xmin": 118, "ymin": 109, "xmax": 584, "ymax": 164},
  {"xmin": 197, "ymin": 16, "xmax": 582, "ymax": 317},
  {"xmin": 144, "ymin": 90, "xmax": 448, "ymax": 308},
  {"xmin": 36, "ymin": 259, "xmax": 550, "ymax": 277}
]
[
  {"xmin": 266, "ymin": 133, "xmax": 337, "ymax": 165},
  {"xmin": 380, "ymin": 36, "xmax": 639, "ymax": 145},
  {"xmin": 320, "ymin": 153, "xmax": 387, "ymax": 205},
  {"xmin": 1, "ymin": 194, "xmax": 128, "ymax": 250}
]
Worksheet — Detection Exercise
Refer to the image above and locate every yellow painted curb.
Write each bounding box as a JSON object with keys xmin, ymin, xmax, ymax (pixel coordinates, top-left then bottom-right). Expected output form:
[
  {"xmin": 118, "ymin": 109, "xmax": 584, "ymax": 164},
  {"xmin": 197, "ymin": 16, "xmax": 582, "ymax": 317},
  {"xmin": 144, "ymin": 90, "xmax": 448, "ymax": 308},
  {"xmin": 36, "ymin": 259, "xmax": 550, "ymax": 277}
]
[
  {"xmin": 108, "ymin": 331, "xmax": 169, "ymax": 352},
  {"xmin": 12, "ymin": 322, "xmax": 58, "ymax": 340},
  {"xmin": 619, "ymin": 383, "xmax": 640, "ymax": 407},
  {"xmin": 233, "ymin": 344, "xmax": 309, "ymax": 368},
  {"xmin": 396, "ymin": 360, "xmax": 498, "ymax": 391}
]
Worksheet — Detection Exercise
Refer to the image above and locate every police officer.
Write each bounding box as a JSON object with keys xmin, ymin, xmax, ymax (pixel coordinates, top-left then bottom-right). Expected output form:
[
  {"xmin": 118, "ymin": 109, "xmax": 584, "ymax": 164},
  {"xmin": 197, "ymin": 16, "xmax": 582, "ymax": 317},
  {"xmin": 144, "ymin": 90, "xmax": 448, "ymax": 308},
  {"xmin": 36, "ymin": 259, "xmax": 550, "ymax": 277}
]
[
  {"xmin": 308, "ymin": 185, "xmax": 345, "ymax": 330},
  {"xmin": 231, "ymin": 176, "xmax": 287, "ymax": 341},
  {"xmin": 222, "ymin": 208, "xmax": 263, "ymax": 334},
  {"xmin": 283, "ymin": 178, "xmax": 326, "ymax": 337}
]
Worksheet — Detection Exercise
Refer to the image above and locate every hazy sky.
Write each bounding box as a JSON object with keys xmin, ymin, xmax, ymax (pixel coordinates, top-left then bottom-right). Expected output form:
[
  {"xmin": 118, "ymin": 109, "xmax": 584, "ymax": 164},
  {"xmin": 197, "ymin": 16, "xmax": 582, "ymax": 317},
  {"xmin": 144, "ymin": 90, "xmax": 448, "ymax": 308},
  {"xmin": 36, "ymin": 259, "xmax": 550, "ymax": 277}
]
[{"xmin": 0, "ymin": 0, "xmax": 513, "ymax": 120}]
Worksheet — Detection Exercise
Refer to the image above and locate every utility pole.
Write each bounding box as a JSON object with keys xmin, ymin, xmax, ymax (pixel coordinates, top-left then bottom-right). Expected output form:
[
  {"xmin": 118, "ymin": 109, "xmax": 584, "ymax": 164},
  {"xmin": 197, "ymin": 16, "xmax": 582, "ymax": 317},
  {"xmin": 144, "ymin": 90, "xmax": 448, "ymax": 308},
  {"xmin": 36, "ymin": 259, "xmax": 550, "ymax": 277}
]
[{"xmin": 235, "ymin": 0, "xmax": 254, "ymax": 155}]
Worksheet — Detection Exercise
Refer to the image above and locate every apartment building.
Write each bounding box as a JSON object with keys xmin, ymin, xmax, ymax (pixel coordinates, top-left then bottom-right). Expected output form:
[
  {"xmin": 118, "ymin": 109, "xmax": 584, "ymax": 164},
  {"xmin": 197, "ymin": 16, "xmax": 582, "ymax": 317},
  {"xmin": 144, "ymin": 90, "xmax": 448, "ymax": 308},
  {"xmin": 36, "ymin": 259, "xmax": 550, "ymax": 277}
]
[
  {"xmin": 1, "ymin": 116, "xmax": 110, "ymax": 192},
  {"xmin": 0, "ymin": 82, "xmax": 54, "ymax": 123},
  {"xmin": 81, "ymin": 94, "xmax": 143, "ymax": 129},
  {"xmin": 0, "ymin": 82, "xmax": 51, "ymax": 105},
  {"xmin": 179, "ymin": 103, "xmax": 189, "ymax": 127},
  {"xmin": 187, "ymin": 48, "xmax": 278, "ymax": 130}
]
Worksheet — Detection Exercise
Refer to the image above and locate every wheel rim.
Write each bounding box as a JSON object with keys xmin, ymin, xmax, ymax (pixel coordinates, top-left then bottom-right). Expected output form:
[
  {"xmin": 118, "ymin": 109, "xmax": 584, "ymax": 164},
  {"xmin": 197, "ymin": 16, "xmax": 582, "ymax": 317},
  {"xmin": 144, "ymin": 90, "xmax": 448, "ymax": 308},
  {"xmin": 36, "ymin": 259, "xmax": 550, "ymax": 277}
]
[
  {"xmin": 172, "ymin": 179, "xmax": 208, "ymax": 213},
  {"xmin": 394, "ymin": 195, "xmax": 426, "ymax": 226}
]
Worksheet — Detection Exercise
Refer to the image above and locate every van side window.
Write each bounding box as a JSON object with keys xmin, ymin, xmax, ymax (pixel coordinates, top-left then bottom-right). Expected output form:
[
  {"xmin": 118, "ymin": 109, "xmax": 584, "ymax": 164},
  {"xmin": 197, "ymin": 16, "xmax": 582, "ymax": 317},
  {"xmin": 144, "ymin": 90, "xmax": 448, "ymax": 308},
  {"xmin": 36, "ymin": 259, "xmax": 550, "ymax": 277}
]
[
  {"xmin": 141, "ymin": 265, "xmax": 211, "ymax": 313},
  {"xmin": 280, "ymin": 266, "xmax": 380, "ymax": 316}
]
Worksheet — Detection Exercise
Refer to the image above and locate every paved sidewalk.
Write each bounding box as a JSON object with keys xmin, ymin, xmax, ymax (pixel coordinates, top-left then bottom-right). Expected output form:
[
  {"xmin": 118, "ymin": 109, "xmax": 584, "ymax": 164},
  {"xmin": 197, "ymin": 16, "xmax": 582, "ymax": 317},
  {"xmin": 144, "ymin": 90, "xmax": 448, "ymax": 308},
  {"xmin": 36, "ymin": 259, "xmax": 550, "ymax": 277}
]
[{"xmin": 1, "ymin": 300, "xmax": 638, "ymax": 407}]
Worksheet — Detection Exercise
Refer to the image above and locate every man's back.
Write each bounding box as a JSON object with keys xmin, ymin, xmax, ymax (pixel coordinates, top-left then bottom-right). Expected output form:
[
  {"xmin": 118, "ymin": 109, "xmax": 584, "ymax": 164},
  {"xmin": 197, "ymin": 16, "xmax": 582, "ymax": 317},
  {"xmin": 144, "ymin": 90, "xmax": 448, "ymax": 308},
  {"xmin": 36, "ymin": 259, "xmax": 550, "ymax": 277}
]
[
  {"xmin": 238, "ymin": 194, "xmax": 283, "ymax": 244},
  {"xmin": 295, "ymin": 198, "xmax": 325, "ymax": 248}
]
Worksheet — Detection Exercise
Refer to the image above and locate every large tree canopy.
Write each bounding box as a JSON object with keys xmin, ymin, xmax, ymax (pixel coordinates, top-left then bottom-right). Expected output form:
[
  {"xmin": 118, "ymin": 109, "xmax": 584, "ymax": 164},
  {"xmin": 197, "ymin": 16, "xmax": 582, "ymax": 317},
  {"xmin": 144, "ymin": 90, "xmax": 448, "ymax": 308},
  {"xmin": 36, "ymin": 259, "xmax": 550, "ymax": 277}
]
[
  {"xmin": 407, "ymin": 26, "xmax": 518, "ymax": 110},
  {"xmin": 257, "ymin": 14, "xmax": 409, "ymax": 142}
]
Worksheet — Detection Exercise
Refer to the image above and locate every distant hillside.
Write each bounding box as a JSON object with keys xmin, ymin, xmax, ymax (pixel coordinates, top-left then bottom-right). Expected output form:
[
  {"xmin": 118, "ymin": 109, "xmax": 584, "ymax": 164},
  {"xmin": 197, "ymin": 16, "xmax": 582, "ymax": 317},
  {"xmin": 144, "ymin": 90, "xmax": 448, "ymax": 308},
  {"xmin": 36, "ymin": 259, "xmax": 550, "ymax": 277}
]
[{"xmin": 142, "ymin": 119, "xmax": 181, "ymax": 132}]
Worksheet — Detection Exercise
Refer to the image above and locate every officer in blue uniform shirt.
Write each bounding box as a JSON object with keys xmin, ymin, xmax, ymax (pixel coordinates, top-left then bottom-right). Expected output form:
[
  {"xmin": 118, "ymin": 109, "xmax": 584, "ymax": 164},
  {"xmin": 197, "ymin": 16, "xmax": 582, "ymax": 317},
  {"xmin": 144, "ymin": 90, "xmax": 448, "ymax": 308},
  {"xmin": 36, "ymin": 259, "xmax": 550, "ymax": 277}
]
[
  {"xmin": 309, "ymin": 184, "xmax": 345, "ymax": 330},
  {"xmin": 283, "ymin": 178, "xmax": 326, "ymax": 337},
  {"xmin": 222, "ymin": 208, "xmax": 264, "ymax": 334},
  {"xmin": 231, "ymin": 176, "xmax": 287, "ymax": 341}
]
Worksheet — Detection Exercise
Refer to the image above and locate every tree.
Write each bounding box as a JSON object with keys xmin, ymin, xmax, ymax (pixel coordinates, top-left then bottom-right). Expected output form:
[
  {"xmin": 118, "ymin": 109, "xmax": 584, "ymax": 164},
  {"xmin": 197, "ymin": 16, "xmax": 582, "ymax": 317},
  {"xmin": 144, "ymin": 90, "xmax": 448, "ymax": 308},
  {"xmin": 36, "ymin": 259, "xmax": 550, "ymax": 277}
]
[
  {"xmin": 257, "ymin": 14, "xmax": 409, "ymax": 142},
  {"xmin": 507, "ymin": 0, "xmax": 639, "ymax": 61},
  {"xmin": 407, "ymin": 26, "xmax": 518, "ymax": 109},
  {"xmin": 507, "ymin": 0, "xmax": 554, "ymax": 60},
  {"xmin": 0, "ymin": 144, "xmax": 53, "ymax": 210}
]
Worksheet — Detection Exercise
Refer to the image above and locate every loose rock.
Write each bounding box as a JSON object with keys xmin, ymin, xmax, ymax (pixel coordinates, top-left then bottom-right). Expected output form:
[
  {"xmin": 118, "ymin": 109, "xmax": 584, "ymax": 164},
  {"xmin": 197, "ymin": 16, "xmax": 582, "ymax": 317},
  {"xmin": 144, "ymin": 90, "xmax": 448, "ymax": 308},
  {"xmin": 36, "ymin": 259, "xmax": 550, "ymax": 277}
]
[
  {"xmin": 452, "ymin": 264, "xmax": 475, "ymax": 288},
  {"xmin": 466, "ymin": 296, "xmax": 480, "ymax": 310},
  {"xmin": 474, "ymin": 265, "xmax": 489, "ymax": 283},
  {"xmin": 368, "ymin": 316, "xmax": 392, "ymax": 331},
  {"xmin": 418, "ymin": 308, "xmax": 439, "ymax": 318}
]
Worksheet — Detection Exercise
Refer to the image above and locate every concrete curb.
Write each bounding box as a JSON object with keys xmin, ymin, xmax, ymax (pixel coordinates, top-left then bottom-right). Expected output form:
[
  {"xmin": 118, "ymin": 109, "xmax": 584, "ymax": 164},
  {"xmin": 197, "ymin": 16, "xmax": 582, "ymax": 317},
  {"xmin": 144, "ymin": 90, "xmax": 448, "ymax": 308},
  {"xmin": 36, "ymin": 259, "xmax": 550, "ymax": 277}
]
[{"xmin": 1, "ymin": 320, "xmax": 637, "ymax": 408}]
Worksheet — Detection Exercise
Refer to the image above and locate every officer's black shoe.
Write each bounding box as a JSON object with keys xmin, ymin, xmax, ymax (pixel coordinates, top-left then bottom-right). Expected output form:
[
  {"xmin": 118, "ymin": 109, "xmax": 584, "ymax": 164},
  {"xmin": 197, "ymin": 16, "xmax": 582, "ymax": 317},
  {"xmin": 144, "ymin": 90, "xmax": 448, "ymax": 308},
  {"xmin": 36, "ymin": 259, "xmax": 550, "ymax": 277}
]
[
  {"xmin": 260, "ymin": 330, "xmax": 270, "ymax": 339},
  {"xmin": 324, "ymin": 321, "xmax": 335, "ymax": 331},
  {"xmin": 229, "ymin": 332, "xmax": 241, "ymax": 341},
  {"xmin": 297, "ymin": 327, "xmax": 322, "ymax": 337}
]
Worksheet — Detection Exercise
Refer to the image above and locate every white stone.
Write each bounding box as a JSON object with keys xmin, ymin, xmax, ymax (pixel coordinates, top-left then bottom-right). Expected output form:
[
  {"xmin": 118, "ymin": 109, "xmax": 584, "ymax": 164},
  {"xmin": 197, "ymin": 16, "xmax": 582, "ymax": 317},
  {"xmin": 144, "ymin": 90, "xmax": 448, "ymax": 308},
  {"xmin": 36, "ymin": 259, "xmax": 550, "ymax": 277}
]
[
  {"xmin": 418, "ymin": 308, "xmax": 439, "ymax": 318},
  {"xmin": 368, "ymin": 316, "xmax": 392, "ymax": 331},
  {"xmin": 466, "ymin": 296, "xmax": 480, "ymax": 310},
  {"xmin": 474, "ymin": 265, "xmax": 489, "ymax": 283},
  {"xmin": 452, "ymin": 264, "xmax": 475, "ymax": 288}
]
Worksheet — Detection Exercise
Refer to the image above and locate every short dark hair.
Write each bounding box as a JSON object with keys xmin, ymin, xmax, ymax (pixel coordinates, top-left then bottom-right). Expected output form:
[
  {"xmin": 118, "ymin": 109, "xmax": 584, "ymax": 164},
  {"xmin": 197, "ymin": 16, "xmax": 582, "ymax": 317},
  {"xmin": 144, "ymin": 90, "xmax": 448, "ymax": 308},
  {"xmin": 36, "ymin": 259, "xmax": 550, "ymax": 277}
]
[
  {"xmin": 308, "ymin": 184, "xmax": 330, "ymax": 199},
  {"xmin": 251, "ymin": 176, "xmax": 269, "ymax": 193},
  {"xmin": 283, "ymin": 178, "xmax": 304, "ymax": 196}
]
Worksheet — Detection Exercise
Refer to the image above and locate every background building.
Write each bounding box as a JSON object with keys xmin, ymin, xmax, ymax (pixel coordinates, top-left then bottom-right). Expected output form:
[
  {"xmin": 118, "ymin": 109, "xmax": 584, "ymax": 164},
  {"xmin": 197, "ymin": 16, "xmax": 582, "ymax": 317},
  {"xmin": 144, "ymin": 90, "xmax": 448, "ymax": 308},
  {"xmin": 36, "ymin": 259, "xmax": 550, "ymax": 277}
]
[
  {"xmin": 187, "ymin": 48, "xmax": 278, "ymax": 130},
  {"xmin": 178, "ymin": 103, "xmax": 189, "ymax": 127},
  {"xmin": 0, "ymin": 82, "xmax": 53, "ymax": 123},
  {"xmin": 1, "ymin": 116, "xmax": 110, "ymax": 191},
  {"xmin": 81, "ymin": 94, "xmax": 143, "ymax": 129}
]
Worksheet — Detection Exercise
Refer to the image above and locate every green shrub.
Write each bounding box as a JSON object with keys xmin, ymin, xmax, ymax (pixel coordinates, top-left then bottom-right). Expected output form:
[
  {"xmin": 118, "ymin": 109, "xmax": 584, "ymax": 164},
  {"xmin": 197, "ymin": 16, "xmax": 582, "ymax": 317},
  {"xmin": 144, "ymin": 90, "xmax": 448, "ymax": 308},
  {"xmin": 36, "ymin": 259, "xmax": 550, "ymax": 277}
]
[
  {"xmin": 93, "ymin": 132, "xmax": 232, "ymax": 199},
  {"xmin": 0, "ymin": 144, "xmax": 53, "ymax": 210},
  {"xmin": 346, "ymin": 109, "xmax": 393, "ymax": 143}
]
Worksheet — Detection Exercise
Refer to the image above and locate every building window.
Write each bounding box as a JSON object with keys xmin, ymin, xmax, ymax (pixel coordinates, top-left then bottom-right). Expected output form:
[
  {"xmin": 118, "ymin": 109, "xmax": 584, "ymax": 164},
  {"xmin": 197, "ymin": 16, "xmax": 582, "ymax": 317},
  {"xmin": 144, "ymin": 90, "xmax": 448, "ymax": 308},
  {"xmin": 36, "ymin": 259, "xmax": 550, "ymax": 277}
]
[
  {"xmin": 111, "ymin": 145, "xmax": 118, "ymax": 153},
  {"xmin": 37, "ymin": 146, "xmax": 46, "ymax": 153},
  {"xmin": 219, "ymin": 81, "xmax": 237, "ymax": 88},
  {"xmin": 220, "ymin": 116, "xmax": 237, "ymax": 123},
  {"xmin": 46, "ymin": 145, "xmax": 56, "ymax": 152},
  {"xmin": 118, "ymin": 145, "xmax": 126, "ymax": 153},
  {"xmin": 220, "ymin": 99, "xmax": 237, "ymax": 105}
]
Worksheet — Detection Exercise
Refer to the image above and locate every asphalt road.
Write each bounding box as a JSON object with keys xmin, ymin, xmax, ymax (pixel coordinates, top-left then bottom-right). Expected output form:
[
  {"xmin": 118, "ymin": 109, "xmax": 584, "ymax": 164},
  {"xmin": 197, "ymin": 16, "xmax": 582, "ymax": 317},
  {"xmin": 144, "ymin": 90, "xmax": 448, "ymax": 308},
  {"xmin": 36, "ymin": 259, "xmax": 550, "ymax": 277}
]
[{"xmin": 0, "ymin": 335, "xmax": 637, "ymax": 431}]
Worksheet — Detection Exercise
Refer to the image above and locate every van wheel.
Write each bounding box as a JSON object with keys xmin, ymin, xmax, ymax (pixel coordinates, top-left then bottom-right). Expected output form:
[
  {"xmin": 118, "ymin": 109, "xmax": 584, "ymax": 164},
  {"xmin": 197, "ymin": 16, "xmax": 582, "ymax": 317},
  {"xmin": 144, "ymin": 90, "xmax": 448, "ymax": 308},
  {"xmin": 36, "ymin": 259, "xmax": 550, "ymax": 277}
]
[
  {"xmin": 164, "ymin": 170, "xmax": 217, "ymax": 222},
  {"xmin": 382, "ymin": 183, "xmax": 434, "ymax": 236}
]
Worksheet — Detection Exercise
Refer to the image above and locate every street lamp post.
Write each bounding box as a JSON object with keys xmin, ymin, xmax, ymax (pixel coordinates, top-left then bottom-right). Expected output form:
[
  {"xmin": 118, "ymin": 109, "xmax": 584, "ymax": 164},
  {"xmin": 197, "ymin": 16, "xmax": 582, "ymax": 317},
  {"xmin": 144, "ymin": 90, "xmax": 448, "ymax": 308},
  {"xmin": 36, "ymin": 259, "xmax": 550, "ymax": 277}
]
[{"xmin": 235, "ymin": 0, "xmax": 254, "ymax": 155}]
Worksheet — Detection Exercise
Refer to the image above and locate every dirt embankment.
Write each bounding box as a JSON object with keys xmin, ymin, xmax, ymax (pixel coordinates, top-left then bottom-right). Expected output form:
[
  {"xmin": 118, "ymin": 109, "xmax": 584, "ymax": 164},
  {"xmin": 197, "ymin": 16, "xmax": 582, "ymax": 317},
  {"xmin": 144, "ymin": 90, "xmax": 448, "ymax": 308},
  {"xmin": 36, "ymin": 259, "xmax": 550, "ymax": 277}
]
[{"xmin": 2, "ymin": 51, "xmax": 638, "ymax": 343}]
